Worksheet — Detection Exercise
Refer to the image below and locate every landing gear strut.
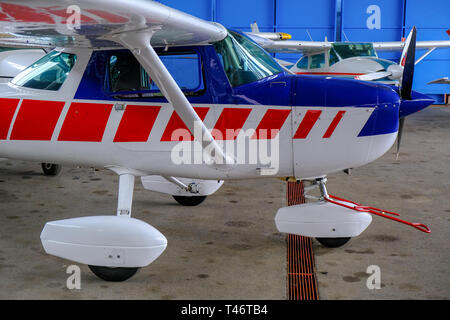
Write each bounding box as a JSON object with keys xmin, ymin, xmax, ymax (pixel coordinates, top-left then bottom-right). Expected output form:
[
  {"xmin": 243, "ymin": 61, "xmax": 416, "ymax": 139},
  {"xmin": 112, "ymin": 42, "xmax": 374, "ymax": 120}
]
[{"xmin": 311, "ymin": 178, "xmax": 352, "ymax": 248}]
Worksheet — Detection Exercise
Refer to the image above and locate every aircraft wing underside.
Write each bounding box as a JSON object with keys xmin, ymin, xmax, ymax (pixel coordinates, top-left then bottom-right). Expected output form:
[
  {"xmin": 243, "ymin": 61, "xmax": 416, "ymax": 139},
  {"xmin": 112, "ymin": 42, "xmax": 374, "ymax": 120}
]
[{"xmin": 0, "ymin": 0, "xmax": 227, "ymax": 48}]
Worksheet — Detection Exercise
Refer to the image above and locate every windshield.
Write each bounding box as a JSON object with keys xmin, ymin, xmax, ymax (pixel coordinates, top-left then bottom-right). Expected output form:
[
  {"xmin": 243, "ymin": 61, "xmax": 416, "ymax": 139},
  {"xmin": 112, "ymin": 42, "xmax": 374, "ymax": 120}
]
[
  {"xmin": 12, "ymin": 51, "xmax": 77, "ymax": 91},
  {"xmin": 332, "ymin": 43, "xmax": 376, "ymax": 59},
  {"xmin": 214, "ymin": 30, "xmax": 283, "ymax": 87}
]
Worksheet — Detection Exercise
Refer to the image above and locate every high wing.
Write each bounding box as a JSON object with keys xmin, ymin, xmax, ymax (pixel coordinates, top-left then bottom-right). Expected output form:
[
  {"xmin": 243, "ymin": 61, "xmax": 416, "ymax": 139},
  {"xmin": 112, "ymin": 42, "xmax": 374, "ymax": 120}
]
[
  {"xmin": 428, "ymin": 77, "xmax": 450, "ymax": 84},
  {"xmin": 373, "ymin": 40, "xmax": 450, "ymax": 51},
  {"xmin": 0, "ymin": 0, "xmax": 227, "ymax": 48},
  {"xmin": 0, "ymin": 0, "xmax": 231, "ymax": 165},
  {"xmin": 251, "ymin": 36, "xmax": 331, "ymax": 55},
  {"xmin": 252, "ymin": 33, "xmax": 450, "ymax": 56}
]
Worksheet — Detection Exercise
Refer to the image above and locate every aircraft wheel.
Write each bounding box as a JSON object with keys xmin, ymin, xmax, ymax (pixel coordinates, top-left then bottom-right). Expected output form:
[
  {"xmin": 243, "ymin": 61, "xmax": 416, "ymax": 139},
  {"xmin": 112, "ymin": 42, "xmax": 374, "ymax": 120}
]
[
  {"xmin": 315, "ymin": 237, "xmax": 351, "ymax": 248},
  {"xmin": 172, "ymin": 195, "xmax": 207, "ymax": 206},
  {"xmin": 88, "ymin": 265, "xmax": 139, "ymax": 282},
  {"xmin": 41, "ymin": 163, "xmax": 62, "ymax": 176}
]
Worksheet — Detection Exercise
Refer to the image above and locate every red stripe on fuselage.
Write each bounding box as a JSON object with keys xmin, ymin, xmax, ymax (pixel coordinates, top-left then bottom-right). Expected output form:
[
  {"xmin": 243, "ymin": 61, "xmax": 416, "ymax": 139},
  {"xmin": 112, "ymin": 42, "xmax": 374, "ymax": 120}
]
[
  {"xmin": 213, "ymin": 108, "xmax": 252, "ymax": 140},
  {"xmin": 0, "ymin": 98, "xmax": 20, "ymax": 140},
  {"xmin": 58, "ymin": 102, "xmax": 113, "ymax": 142},
  {"xmin": 10, "ymin": 100, "xmax": 64, "ymax": 141},
  {"xmin": 160, "ymin": 107, "xmax": 209, "ymax": 142},
  {"xmin": 323, "ymin": 111, "xmax": 346, "ymax": 138},
  {"xmin": 293, "ymin": 110, "xmax": 322, "ymax": 139},
  {"xmin": 114, "ymin": 105, "xmax": 161, "ymax": 142},
  {"xmin": 251, "ymin": 109, "xmax": 291, "ymax": 140}
]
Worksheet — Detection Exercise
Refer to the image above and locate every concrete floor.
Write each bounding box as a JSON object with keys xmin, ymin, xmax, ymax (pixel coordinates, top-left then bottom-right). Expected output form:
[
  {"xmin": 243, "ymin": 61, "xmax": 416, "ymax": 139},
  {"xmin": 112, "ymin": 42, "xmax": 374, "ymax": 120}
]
[{"xmin": 0, "ymin": 106, "xmax": 448, "ymax": 299}]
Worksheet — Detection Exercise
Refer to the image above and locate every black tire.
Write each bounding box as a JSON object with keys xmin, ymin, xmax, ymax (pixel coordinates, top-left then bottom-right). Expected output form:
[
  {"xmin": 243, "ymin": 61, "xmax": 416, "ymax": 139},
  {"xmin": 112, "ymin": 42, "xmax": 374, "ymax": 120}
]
[
  {"xmin": 88, "ymin": 265, "xmax": 139, "ymax": 282},
  {"xmin": 316, "ymin": 237, "xmax": 351, "ymax": 248},
  {"xmin": 41, "ymin": 163, "xmax": 62, "ymax": 176},
  {"xmin": 172, "ymin": 195, "xmax": 207, "ymax": 206}
]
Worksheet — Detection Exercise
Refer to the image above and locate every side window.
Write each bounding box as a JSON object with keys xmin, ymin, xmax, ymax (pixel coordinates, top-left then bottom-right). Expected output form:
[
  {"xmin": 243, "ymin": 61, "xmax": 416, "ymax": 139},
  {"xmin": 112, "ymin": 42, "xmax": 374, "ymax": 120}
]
[
  {"xmin": 310, "ymin": 53, "xmax": 325, "ymax": 69},
  {"xmin": 329, "ymin": 48, "xmax": 339, "ymax": 66},
  {"xmin": 12, "ymin": 51, "xmax": 77, "ymax": 91},
  {"xmin": 296, "ymin": 56, "xmax": 309, "ymax": 69},
  {"xmin": 108, "ymin": 50, "xmax": 204, "ymax": 97}
]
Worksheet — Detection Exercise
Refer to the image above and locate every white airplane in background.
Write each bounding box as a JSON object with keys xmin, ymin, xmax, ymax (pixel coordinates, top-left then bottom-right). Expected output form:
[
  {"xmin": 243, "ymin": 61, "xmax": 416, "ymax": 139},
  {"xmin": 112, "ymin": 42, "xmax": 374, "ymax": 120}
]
[
  {"xmin": 0, "ymin": 48, "xmax": 45, "ymax": 82},
  {"xmin": 0, "ymin": 0, "xmax": 433, "ymax": 282},
  {"xmin": 249, "ymin": 24, "xmax": 450, "ymax": 84}
]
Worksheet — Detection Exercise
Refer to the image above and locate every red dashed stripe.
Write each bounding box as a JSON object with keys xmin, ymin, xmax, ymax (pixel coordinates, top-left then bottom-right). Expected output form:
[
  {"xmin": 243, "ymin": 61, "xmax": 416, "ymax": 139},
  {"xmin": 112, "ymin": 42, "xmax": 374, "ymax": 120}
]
[
  {"xmin": 160, "ymin": 107, "xmax": 209, "ymax": 142},
  {"xmin": 114, "ymin": 105, "xmax": 161, "ymax": 142},
  {"xmin": 0, "ymin": 98, "xmax": 20, "ymax": 140},
  {"xmin": 213, "ymin": 108, "xmax": 252, "ymax": 140},
  {"xmin": 252, "ymin": 109, "xmax": 291, "ymax": 140},
  {"xmin": 10, "ymin": 100, "xmax": 64, "ymax": 141},
  {"xmin": 323, "ymin": 111, "xmax": 346, "ymax": 138},
  {"xmin": 293, "ymin": 110, "xmax": 322, "ymax": 139},
  {"xmin": 58, "ymin": 102, "xmax": 113, "ymax": 142}
]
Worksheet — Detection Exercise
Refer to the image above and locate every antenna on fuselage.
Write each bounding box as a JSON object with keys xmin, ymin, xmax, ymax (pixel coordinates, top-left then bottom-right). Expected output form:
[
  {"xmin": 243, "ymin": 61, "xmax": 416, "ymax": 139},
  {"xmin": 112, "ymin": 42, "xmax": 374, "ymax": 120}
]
[{"xmin": 306, "ymin": 29, "xmax": 313, "ymax": 41}]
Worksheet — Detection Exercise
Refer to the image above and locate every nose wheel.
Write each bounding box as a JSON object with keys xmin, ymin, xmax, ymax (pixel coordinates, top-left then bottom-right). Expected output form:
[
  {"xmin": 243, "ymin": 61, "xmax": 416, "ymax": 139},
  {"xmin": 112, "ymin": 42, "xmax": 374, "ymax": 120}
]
[
  {"xmin": 88, "ymin": 265, "xmax": 139, "ymax": 282},
  {"xmin": 315, "ymin": 237, "xmax": 351, "ymax": 248}
]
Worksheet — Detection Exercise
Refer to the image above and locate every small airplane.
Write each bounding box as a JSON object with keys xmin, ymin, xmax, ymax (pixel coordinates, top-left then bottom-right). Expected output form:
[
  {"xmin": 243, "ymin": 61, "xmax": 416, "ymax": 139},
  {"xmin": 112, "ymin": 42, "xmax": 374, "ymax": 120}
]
[
  {"xmin": 0, "ymin": 47, "xmax": 45, "ymax": 82},
  {"xmin": 0, "ymin": 0, "xmax": 434, "ymax": 282},
  {"xmin": 249, "ymin": 24, "xmax": 450, "ymax": 84}
]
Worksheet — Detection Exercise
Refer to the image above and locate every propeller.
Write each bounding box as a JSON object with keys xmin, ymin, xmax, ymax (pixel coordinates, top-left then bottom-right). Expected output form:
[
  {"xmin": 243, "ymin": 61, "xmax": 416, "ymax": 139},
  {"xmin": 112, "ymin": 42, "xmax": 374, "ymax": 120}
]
[
  {"xmin": 357, "ymin": 27, "xmax": 418, "ymax": 83},
  {"xmin": 396, "ymin": 26, "xmax": 417, "ymax": 159}
]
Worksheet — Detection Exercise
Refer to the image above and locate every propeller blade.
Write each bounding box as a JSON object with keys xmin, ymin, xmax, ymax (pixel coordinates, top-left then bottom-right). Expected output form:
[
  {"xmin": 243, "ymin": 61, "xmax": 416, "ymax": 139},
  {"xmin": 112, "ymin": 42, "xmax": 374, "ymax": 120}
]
[
  {"xmin": 356, "ymin": 71, "xmax": 392, "ymax": 81},
  {"xmin": 396, "ymin": 117, "xmax": 406, "ymax": 160},
  {"xmin": 400, "ymin": 27, "xmax": 417, "ymax": 100}
]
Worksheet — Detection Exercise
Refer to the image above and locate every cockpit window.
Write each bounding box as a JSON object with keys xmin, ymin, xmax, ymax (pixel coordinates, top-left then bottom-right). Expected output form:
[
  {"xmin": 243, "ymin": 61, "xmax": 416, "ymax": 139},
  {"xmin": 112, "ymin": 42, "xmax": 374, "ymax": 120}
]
[
  {"xmin": 296, "ymin": 56, "xmax": 309, "ymax": 69},
  {"xmin": 329, "ymin": 48, "xmax": 339, "ymax": 66},
  {"xmin": 332, "ymin": 43, "xmax": 376, "ymax": 59},
  {"xmin": 107, "ymin": 50, "xmax": 204, "ymax": 97},
  {"xmin": 214, "ymin": 30, "xmax": 283, "ymax": 87},
  {"xmin": 12, "ymin": 51, "xmax": 76, "ymax": 91}
]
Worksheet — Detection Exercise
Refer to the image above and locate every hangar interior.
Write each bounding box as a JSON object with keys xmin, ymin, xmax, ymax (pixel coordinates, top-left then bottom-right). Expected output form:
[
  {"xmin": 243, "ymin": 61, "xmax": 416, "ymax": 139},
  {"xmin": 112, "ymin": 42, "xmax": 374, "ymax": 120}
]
[{"xmin": 156, "ymin": 0, "xmax": 450, "ymax": 103}]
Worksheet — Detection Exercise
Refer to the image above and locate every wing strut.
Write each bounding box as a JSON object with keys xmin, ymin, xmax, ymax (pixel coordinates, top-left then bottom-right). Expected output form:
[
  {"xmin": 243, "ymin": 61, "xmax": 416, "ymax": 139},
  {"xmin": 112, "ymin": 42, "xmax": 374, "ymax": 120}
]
[{"xmin": 115, "ymin": 30, "xmax": 233, "ymax": 167}]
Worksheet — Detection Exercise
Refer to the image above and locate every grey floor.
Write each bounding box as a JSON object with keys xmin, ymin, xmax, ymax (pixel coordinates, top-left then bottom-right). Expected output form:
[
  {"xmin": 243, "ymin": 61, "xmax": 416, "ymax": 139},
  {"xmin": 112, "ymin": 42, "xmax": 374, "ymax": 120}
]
[{"xmin": 0, "ymin": 106, "xmax": 448, "ymax": 299}]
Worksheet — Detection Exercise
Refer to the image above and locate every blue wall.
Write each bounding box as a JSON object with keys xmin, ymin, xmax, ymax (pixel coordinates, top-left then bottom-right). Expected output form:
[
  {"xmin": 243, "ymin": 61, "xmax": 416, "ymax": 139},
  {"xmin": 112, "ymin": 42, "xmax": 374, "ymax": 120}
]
[{"xmin": 156, "ymin": 0, "xmax": 450, "ymax": 99}]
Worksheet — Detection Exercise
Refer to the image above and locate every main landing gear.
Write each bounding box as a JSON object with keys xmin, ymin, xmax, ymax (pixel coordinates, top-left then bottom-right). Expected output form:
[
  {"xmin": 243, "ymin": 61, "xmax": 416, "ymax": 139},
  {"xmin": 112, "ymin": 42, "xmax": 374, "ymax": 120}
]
[
  {"xmin": 173, "ymin": 195, "xmax": 207, "ymax": 206},
  {"xmin": 41, "ymin": 163, "xmax": 62, "ymax": 176},
  {"xmin": 40, "ymin": 169, "xmax": 168, "ymax": 282}
]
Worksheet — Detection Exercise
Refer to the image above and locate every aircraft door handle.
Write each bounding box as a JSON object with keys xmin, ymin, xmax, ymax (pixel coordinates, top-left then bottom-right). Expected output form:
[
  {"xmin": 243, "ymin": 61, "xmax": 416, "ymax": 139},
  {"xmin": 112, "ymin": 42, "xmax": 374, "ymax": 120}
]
[{"xmin": 114, "ymin": 103, "xmax": 126, "ymax": 111}]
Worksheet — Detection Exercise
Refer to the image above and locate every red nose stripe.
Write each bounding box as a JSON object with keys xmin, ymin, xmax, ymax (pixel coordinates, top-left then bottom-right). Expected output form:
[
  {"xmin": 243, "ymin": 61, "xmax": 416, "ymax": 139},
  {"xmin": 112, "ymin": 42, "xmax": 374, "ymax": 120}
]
[
  {"xmin": 10, "ymin": 100, "xmax": 64, "ymax": 141},
  {"xmin": 293, "ymin": 110, "xmax": 322, "ymax": 139},
  {"xmin": 323, "ymin": 111, "xmax": 346, "ymax": 138},
  {"xmin": 252, "ymin": 109, "xmax": 291, "ymax": 140},
  {"xmin": 160, "ymin": 107, "xmax": 209, "ymax": 142},
  {"xmin": 58, "ymin": 102, "xmax": 113, "ymax": 142},
  {"xmin": 114, "ymin": 105, "xmax": 161, "ymax": 142},
  {"xmin": 213, "ymin": 108, "xmax": 252, "ymax": 140},
  {"xmin": 0, "ymin": 98, "xmax": 20, "ymax": 140}
]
